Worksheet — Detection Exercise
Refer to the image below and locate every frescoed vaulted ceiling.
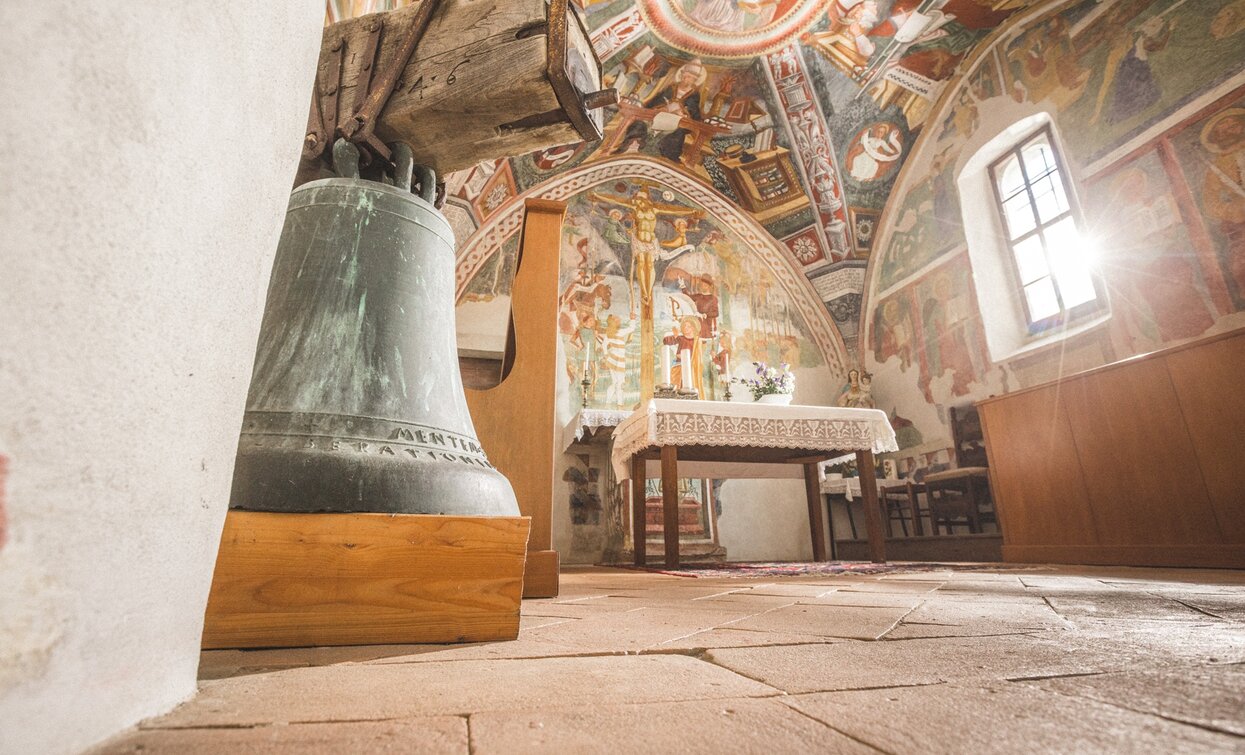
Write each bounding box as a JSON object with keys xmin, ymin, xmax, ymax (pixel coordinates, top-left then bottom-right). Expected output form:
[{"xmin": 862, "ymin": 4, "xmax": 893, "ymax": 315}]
[{"xmin": 328, "ymin": 0, "xmax": 1034, "ymax": 357}]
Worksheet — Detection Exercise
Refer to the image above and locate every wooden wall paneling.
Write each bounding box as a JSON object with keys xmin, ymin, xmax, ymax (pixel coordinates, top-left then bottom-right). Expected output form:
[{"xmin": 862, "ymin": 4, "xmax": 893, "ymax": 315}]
[
  {"xmin": 978, "ymin": 385, "xmax": 1098, "ymax": 548},
  {"xmin": 1164, "ymin": 331, "xmax": 1245, "ymax": 542},
  {"xmin": 1059, "ymin": 357, "xmax": 1221, "ymax": 546},
  {"xmin": 465, "ymin": 198, "xmax": 567, "ymax": 597}
]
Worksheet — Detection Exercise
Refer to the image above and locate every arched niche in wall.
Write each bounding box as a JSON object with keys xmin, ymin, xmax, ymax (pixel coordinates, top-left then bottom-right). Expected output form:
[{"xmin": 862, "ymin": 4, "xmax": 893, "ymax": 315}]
[{"xmin": 454, "ymin": 156, "xmax": 850, "ymax": 405}]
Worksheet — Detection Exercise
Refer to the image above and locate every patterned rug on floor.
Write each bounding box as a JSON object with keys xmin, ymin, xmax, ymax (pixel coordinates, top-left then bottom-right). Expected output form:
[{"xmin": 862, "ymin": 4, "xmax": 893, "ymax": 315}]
[{"xmin": 608, "ymin": 561, "xmax": 1023, "ymax": 578}]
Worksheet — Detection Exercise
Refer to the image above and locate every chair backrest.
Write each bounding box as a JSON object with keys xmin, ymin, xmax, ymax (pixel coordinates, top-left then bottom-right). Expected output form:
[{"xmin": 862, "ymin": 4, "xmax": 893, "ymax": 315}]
[{"xmin": 949, "ymin": 404, "xmax": 988, "ymax": 468}]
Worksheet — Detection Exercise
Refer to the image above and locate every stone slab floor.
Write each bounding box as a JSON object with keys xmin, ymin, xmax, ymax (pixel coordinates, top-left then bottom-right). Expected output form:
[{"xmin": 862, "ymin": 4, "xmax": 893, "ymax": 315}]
[{"xmin": 95, "ymin": 564, "xmax": 1245, "ymax": 754}]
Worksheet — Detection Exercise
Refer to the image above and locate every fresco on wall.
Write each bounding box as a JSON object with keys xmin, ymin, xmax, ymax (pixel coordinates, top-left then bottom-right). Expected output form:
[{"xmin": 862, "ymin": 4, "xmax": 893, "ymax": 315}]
[
  {"xmin": 870, "ymin": 286, "xmax": 917, "ymax": 370},
  {"xmin": 1169, "ymin": 93, "xmax": 1245, "ymax": 311},
  {"xmin": 875, "ymin": 143, "xmax": 963, "ymax": 288},
  {"xmin": 459, "ymin": 234, "xmax": 519, "ymax": 304},
  {"xmin": 1001, "ymin": 0, "xmax": 1245, "ymax": 165},
  {"xmin": 862, "ymin": 0, "xmax": 1245, "ymax": 461},
  {"xmin": 800, "ymin": 0, "xmax": 1023, "ymax": 221},
  {"xmin": 909, "ymin": 252, "xmax": 989, "ymax": 402},
  {"xmin": 555, "ymin": 181, "xmax": 825, "ymax": 410},
  {"xmin": 1090, "ymin": 148, "xmax": 1218, "ymax": 352},
  {"xmin": 874, "ymin": 0, "xmax": 1245, "ymax": 294}
]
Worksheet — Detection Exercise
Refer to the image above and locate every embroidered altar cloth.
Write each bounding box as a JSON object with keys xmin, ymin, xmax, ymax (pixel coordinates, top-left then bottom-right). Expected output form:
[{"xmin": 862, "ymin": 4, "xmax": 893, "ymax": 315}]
[
  {"xmin": 561, "ymin": 408, "xmax": 632, "ymax": 451},
  {"xmin": 611, "ymin": 399, "xmax": 898, "ymax": 480}
]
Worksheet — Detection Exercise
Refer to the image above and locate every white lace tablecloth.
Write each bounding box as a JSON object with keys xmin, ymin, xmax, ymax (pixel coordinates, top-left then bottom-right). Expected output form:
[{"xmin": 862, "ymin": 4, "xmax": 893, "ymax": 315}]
[
  {"xmin": 561, "ymin": 408, "xmax": 633, "ymax": 451},
  {"xmin": 611, "ymin": 399, "xmax": 898, "ymax": 480}
]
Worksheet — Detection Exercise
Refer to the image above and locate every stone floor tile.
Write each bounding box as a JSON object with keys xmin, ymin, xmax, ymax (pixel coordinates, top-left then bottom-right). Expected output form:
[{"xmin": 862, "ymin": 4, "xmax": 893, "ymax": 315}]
[
  {"xmin": 469, "ymin": 697, "xmax": 879, "ymax": 754},
  {"xmin": 199, "ymin": 646, "xmax": 436, "ymax": 680},
  {"xmin": 728, "ymin": 584, "xmax": 840, "ymax": 598},
  {"xmin": 1144, "ymin": 591, "xmax": 1245, "ymax": 621},
  {"xmin": 150, "ymin": 655, "xmax": 780, "ymax": 728},
  {"xmin": 839, "ymin": 580, "xmax": 945, "ymax": 594},
  {"xmin": 656, "ymin": 627, "xmax": 850, "ymax": 650},
  {"xmin": 544, "ymin": 595, "xmax": 653, "ymax": 611},
  {"xmin": 801, "ymin": 592, "xmax": 925, "ymax": 609},
  {"xmin": 362, "ymin": 637, "xmax": 599, "ymax": 665},
  {"xmin": 921, "ymin": 591, "xmax": 1052, "ymax": 606},
  {"xmin": 1055, "ymin": 618, "xmax": 1245, "ymax": 666},
  {"xmin": 783, "ymin": 681, "xmax": 1241, "ymax": 755},
  {"xmin": 518, "ymin": 605, "xmax": 771, "ymax": 651},
  {"xmin": 688, "ymin": 593, "xmax": 803, "ymax": 610},
  {"xmin": 1027, "ymin": 664, "xmax": 1245, "ymax": 736},
  {"xmin": 726, "ymin": 604, "xmax": 911, "ymax": 640},
  {"xmin": 95, "ymin": 717, "xmax": 467, "ymax": 754},
  {"xmin": 522, "ymin": 597, "xmax": 649, "ymax": 617},
  {"xmin": 704, "ymin": 633, "xmax": 1137, "ymax": 694},
  {"xmin": 882, "ymin": 599, "xmax": 1071, "ymax": 639},
  {"xmin": 518, "ymin": 614, "xmax": 576, "ymax": 631},
  {"xmin": 1045, "ymin": 594, "xmax": 1217, "ymax": 623}
]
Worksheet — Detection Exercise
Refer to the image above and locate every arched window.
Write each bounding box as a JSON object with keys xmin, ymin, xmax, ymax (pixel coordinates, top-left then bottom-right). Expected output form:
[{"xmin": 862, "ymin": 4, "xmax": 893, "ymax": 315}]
[
  {"xmin": 987, "ymin": 125, "xmax": 1104, "ymax": 333},
  {"xmin": 959, "ymin": 114, "xmax": 1110, "ymax": 362}
]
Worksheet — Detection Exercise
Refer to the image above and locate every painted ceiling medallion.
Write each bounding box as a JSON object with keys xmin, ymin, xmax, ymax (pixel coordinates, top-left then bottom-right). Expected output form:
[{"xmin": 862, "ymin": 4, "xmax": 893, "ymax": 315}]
[{"xmin": 638, "ymin": 0, "xmax": 827, "ymax": 58}]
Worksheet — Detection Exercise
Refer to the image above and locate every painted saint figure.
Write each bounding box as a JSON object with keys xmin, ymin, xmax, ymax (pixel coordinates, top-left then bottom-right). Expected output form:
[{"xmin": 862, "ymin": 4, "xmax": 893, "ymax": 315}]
[
  {"xmin": 663, "ymin": 315, "xmax": 706, "ymax": 396},
  {"xmin": 597, "ymin": 314, "xmax": 636, "ymax": 408},
  {"xmin": 1200, "ymin": 106, "xmax": 1245, "ymax": 302},
  {"xmin": 615, "ymin": 59, "xmax": 708, "ymax": 163},
  {"xmin": 847, "ymin": 122, "xmax": 904, "ymax": 182}
]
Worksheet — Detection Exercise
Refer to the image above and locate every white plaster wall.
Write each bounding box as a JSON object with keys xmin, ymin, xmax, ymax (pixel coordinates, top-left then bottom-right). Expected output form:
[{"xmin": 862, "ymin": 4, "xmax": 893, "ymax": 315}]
[
  {"xmin": 0, "ymin": 4, "xmax": 322, "ymax": 753},
  {"xmin": 716, "ymin": 480, "xmax": 815, "ymax": 562},
  {"xmin": 456, "ymin": 296, "xmax": 512, "ymax": 355}
]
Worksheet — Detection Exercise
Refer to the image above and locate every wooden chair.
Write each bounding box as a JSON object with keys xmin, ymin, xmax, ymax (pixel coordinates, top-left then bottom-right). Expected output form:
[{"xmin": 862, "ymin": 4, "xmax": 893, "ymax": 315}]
[
  {"xmin": 879, "ymin": 480, "xmax": 925, "ymax": 537},
  {"xmin": 924, "ymin": 405, "xmax": 996, "ymax": 535}
]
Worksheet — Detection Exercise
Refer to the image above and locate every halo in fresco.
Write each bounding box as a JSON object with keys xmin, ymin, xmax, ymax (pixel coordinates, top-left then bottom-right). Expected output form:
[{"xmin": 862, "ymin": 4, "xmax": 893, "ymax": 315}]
[{"xmin": 638, "ymin": 0, "xmax": 827, "ymax": 58}]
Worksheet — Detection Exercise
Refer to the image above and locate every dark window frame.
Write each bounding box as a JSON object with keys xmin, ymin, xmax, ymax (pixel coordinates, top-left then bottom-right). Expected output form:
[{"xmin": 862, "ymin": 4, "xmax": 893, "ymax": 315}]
[{"xmin": 987, "ymin": 124, "xmax": 1105, "ymax": 334}]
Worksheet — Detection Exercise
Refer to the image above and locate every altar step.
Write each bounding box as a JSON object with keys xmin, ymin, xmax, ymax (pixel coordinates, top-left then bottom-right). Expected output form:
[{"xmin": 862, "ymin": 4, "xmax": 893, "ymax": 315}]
[
  {"xmin": 644, "ymin": 498, "xmax": 705, "ymax": 536},
  {"xmin": 622, "ymin": 541, "xmax": 728, "ymax": 565}
]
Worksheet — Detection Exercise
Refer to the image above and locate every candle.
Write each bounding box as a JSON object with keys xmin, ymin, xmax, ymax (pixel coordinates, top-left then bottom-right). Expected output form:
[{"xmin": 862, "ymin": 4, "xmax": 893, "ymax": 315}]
[
  {"xmin": 680, "ymin": 348, "xmax": 692, "ymax": 391},
  {"xmin": 723, "ymin": 352, "xmax": 730, "ymax": 382},
  {"xmin": 661, "ymin": 344, "xmax": 671, "ymax": 386}
]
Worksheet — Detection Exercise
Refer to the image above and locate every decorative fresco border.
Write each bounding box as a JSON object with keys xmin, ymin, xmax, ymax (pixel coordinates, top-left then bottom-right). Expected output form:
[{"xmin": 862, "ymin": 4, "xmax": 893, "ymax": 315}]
[
  {"xmin": 589, "ymin": 6, "xmax": 647, "ymax": 62},
  {"xmin": 636, "ymin": 0, "xmax": 826, "ymax": 60},
  {"xmin": 762, "ymin": 44, "xmax": 855, "ymax": 261},
  {"xmin": 454, "ymin": 156, "xmax": 849, "ymax": 374}
]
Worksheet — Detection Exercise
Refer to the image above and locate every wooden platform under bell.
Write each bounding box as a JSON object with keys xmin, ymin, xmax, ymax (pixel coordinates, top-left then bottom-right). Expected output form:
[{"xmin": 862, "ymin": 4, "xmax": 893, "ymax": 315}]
[{"xmin": 201, "ymin": 510, "xmax": 530, "ymax": 649}]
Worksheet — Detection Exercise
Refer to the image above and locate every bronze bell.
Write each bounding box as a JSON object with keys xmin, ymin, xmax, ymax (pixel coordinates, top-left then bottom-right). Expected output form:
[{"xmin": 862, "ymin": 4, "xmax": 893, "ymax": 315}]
[{"xmin": 230, "ymin": 140, "xmax": 519, "ymax": 517}]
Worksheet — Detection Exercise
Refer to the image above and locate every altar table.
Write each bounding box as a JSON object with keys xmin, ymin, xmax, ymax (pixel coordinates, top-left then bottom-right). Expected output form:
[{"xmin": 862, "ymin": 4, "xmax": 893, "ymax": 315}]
[{"xmin": 612, "ymin": 400, "xmax": 899, "ymax": 568}]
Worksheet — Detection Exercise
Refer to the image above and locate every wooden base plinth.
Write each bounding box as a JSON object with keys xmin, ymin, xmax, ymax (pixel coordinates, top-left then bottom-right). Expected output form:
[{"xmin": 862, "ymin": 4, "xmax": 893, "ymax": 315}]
[
  {"xmin": 202, "ymin": 510, "xmax": 531, "ymax": 649},
  {"xmin": 1004, "ymin": 544, "xmax": 1245, "ymax": 570},
  {"xmin": 522, "ymin": 549, "xmax": 560, "ymax": 598}
]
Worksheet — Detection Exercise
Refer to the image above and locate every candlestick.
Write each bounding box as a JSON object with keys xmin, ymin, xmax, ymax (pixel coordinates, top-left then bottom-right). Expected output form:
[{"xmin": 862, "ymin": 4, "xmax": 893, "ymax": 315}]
[{"xmin": 580, "ymin": 363, "xmax": 591, "ymax": 408}]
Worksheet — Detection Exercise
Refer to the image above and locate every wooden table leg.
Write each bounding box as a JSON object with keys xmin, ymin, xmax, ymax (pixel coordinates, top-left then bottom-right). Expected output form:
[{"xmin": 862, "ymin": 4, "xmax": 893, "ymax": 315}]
[
  {"xmin": 660, "ymin": 445, "xmax": 680, "ymax": 569},
  {"xmin": 631, "ymin": 454, "xmax": 647, "ymax": 567},
  {"xmin": 803, "ymin": 462, "xmax": 828, "ymax": 562},
  {"xmin": 824, "ymin": 494, "xmax": 838, "ymax": 560},
  {"xmin": 856, "ymin": 450, "xmax": 886, "ymax": 563}
]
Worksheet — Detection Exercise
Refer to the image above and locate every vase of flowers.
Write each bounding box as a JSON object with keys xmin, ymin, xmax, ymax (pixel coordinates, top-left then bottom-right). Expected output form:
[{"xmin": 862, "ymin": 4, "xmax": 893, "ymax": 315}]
[{"xmin": 740, "ymin": 362, "xmax": 795, "ymax": 405}]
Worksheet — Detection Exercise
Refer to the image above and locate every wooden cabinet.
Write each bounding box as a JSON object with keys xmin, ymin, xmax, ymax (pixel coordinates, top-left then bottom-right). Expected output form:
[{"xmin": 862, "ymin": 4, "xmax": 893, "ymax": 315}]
[{"xmin": 978, "ymin": 328, "xmax": 1245, "ymax": 569}]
